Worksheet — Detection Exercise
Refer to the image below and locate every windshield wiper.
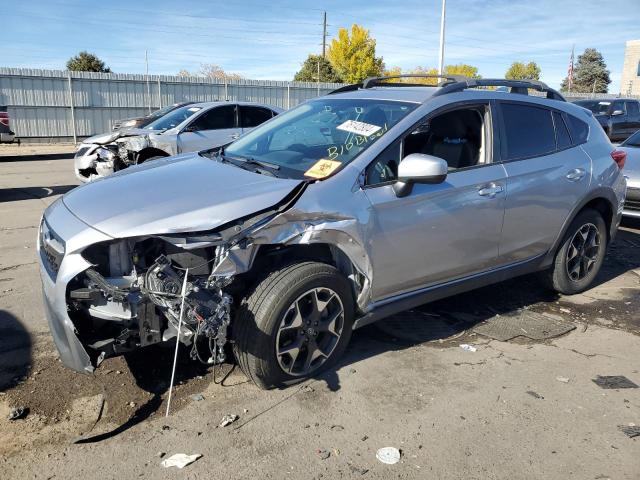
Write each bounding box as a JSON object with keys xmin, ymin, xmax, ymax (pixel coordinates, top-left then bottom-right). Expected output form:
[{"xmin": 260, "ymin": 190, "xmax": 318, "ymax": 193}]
[
  {"xmin": 217, "ymin": 153, "xmax": 281, "ymax": 177},
  {"xmin": 224, "ymin": 154, "xmax": 281, "ymax": 170}
]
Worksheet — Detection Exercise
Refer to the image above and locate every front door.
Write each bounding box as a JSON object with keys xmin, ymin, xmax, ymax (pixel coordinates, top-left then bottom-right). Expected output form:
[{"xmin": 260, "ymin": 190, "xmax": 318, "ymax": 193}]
[
  {"xmin": 363, "ymin": 102, "xmax": 507, "ymax": 301},
  {"xmin": 177, "ymin": 104, "xmax": 240, "ymax": 153}
]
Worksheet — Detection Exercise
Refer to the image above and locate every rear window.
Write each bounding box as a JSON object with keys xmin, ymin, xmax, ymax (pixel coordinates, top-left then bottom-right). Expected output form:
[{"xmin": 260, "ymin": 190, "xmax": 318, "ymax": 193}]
[
  {"xmin": 240, "ymin": 106, "xmax": 273, "ymax": 128},
  {"xmin": 501, "ymin": 103, "xmax": 556, "ymax": 160},
  {"xmin": 565, "ymin": 114, "xmax": 589, "ymax": 145}
]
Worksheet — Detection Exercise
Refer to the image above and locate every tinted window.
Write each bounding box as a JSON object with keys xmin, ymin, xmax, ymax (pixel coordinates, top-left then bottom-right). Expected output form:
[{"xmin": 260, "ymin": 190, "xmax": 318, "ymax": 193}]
[
  {"xmin": 145, "ymin": 105, "xmax": 202, "ymax": 130},
  {"xmin": 501, "ymin": 103, "xmax": 555, "ymax": 160},
  {"xmin": 240, "ymin": 106, "xmax": 273, "ymax": 128},
  {"xmin": 626, "ymin": 101, "xmax": 639, "ymax": 116},
  {"xmin": 565, "ymin": 114, "xmax": 589, "ymax": 145},
  {"xmin": 611, "ymin": 101, "xmax": 626, "ymax": 114},
  {"xmin": 553, "ymin": 111, "xmax": 572, "ymax": 150},
  {"xmin": 190, "ymin": 105, "xmax": 236, "ymax": 131},
  {"xmin": 622, "ymin": 130, "xmax": 640, "ymax": 147}
]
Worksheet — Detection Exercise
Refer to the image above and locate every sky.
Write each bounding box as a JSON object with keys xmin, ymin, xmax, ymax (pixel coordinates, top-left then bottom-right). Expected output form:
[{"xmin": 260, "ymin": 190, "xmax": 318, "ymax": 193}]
[{"xmin": 3, "ymin": 0, "xmax": 639, "ymax": 92}]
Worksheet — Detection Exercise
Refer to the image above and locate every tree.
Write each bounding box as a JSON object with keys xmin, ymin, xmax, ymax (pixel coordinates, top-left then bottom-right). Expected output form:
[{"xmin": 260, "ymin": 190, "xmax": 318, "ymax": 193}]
[
  {"xmin": 327, "ymin": 24, "xmax": 384, "ymax": 83},
  {"xmin": 294, "ymin": 54, "xmax": 342, "ymax": 83},
  {"xmin": 505, "ymin": 61, "xmax": 541, "ymax": 81},
  {"xmin": 177, "ymin": 63, "xmax": 243, "ymax": 80},
  {"xmin": 66, "ymin": 51, "xmax": 111, "ymax": 72},
  {"xmin": 560, "ymin": 48, "xmax": 610, "ymax": 93},
  {"xmin": 382, "ymin": 64, "xmax": 480, "ymax": 85}
]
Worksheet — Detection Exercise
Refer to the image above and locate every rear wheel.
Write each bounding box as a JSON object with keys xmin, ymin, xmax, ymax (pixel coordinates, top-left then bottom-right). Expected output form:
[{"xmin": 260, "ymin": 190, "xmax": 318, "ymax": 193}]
[
  {"xmin": 232, "ymin": 262, "xmax": 354, "ymax": 389},
  {"xmin": 544, "ymin": 208, "xmax": 607, "ymax": 295}
]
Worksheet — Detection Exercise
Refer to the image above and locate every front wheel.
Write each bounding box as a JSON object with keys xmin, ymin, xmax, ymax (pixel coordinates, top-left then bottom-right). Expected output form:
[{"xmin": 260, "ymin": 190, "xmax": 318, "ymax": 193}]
[
  {"xmin": 544, "ymin": 208, "xmax": 607, "ymax": 295},
  {"xmin": 232, "ymin": 262, "xmax": 354, "ymax": 389}
]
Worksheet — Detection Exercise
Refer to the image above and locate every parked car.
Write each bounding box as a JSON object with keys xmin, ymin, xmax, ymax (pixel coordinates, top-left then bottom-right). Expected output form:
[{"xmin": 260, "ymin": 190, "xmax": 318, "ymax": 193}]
[
  {"xmin": 0, "ymin": 106, "xmax": 16, "ymax": 143},
  {"xmin": 111, "ymin": 101, "xmax": 195, "ymax": 131},
  {"xmin": 618, "ymin": 129, "xmax": 640, "ymax": 218},
  {"xmin": 73, "ymin": 101, "xmax": 282, "ymax": 182},
  {"xmin": 573, "ymin": 98, "xmax": 640, "ymax": 142},
  {"xmin": 39, "ymin": 76, "xmax": 626, "ymax": 389}
]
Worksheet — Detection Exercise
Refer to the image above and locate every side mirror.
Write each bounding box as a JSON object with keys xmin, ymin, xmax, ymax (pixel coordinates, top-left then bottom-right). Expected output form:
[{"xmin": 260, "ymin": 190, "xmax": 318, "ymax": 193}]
[
  {"xmin": 393, "ymin": 153, "xmax": 448, "ymax": 197},
  {"xmin": 611, "ymin": 110, "xmax": 624, "ymax": 117}
]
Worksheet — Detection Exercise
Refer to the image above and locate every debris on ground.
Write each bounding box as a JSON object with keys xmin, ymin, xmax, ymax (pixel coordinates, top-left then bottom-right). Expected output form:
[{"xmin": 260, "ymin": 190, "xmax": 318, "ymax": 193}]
[
  {"xmin": 618, "ymin": 425, "xmax": 640, "ymax": 438},
  {"xmin": 473, "ymin": 310, "xmax": 575, "ymax": 341},
  {"xmin": 526, "ymin": 391, "xmax": 545, "ymax": 400},
  {"xmin": 330, "ymin": 425, "xmax": 344, "ymax": 431},
  {"xmin": 556, "ymin": 376, "xmax": 570, "ymax": 383},
  {"xmin": 218, "ymin": 414, "xmax": 239, "ymax": 427},
  {"xmin": 190, "ymin": 394, "xmax": 204, "ymax": 402},
  {"xmin": 592, "ymin": 375, "xmax": 639, "ymax": 389},
  {"xmin": 160, "ymin": 453, "xmax": 202, "ymax": 469},
  {"xmin": 300, "ymin": 385, "xmax": 314, "ymax": 393},
  {"xmin": 157, "ymin": 452, "xmax": 166, "ymax": 458},
  {"xmin": 317, "ymin": 449, "xmax": 330, "ymax": 460},
  {"xmin": 8, "ymin": 406, "xmax": 28, "ymax": 420},
  {"xmin": 376, "ymin": 447, "xmax": 401, "ymax": 465},
  {"xmin": 348, "ymin": 464, "xmax": 369, "ymax": 475},
  {"xmin": 127, "ymin": 401, "xmax": 136, "ymax": 408},
  {"xmin": 460, "ymin": 344, "xmax": 477, "ymax": 352}
]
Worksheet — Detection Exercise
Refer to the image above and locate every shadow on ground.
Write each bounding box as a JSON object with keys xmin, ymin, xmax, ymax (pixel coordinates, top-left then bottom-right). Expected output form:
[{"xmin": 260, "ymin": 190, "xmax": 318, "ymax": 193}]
[
  {"xmin": 0, "ymin": 153, "xmax": 74, "ymax": 162},
  {"xmin": 0, "ymin": 185, "xmax": 78, "ymax": 202},
  {"xmin": 0, "ymin": 310, "xmax": 32, "ymax": 392}
]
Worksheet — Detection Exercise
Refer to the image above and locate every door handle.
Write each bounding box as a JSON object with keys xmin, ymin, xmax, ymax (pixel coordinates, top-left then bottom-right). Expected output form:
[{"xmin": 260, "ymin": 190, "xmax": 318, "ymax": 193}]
[
  {"xmin": 566, "ymin": 168, "xmax": 586, "ymax": 181},
  {"xmin": 478, "ymin": 183, "xmax": 503, "ymax": 198},
  {"xmin": 230, "ymin": 133, "xmax": 240, "ymax": 140}
]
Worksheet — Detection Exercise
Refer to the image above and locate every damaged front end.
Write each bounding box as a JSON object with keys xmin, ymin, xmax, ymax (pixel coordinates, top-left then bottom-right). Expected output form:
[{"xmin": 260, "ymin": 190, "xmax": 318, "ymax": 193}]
[{"xmin": 67, "ymin": 237, "xmax": 233, "ymax": 368}]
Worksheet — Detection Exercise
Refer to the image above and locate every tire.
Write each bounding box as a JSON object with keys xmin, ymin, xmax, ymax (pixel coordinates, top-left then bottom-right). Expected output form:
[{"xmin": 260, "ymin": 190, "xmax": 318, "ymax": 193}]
[
  {"xmin": 138, "ymin": 155, "xmax": 165, "ymax": 164},
  {"xmin": 543, "ymin": 208, "xmax": 607, "ymax": 295},
  {"xmin": 232, "ymin": 262, "xmax": 354, "ymax": 389}
]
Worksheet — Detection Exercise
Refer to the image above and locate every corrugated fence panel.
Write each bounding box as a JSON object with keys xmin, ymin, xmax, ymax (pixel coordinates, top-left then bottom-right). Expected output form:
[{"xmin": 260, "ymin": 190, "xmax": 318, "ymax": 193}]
[{"xmin": 0, "ymin": 68, "xmax": 344, "ymax": 142}]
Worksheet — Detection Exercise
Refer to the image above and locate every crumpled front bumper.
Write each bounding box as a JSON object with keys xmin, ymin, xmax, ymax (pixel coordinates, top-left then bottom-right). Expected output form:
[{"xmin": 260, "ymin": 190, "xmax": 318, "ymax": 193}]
[
  {"xmin": 74, "ymin": 144, "xmax": 115, "ymax": 183},
  {"xmin": 37, "ymin": 199, "xmax": 113, "ymax": 373}
]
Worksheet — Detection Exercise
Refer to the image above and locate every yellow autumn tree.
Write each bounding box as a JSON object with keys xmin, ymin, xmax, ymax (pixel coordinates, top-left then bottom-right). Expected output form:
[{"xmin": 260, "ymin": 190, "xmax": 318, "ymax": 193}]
[
  {"xmin": 327, "ymin": 24, "xmax": 384, "ymax": 83},
  {"xmin": 382, "ymin": 64, "xmax": 481, "ymax": 85}
]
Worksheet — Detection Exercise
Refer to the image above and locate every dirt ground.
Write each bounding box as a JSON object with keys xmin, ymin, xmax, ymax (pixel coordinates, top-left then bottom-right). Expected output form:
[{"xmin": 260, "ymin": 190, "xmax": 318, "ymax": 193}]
[{"xmin": 0, "ymin": 151, "xmax": 639, "ymax": 479}]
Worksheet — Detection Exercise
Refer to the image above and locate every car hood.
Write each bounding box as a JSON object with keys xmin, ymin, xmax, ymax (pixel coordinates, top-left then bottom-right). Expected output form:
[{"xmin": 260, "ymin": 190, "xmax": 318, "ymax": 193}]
[
  {"xmin": 619, "ymin": 146, "xmax": 640, "ymax": 187},
  {"xmin": 63, "ymin": 153, "xmax": 303, "ymax": 238},
  {"xmin": 82, "ymin": 128, "xmax": 151, "ymax": 145}
]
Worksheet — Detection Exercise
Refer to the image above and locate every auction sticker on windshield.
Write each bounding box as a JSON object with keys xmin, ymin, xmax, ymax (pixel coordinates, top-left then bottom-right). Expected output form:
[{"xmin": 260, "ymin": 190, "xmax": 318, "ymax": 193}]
[
  {"xmin": 304, "ymin": 159, "xmax": 342, "ymax": 179},
  {"xmin": 337, "ymin": 119, "xmax": 382, "ymax": 137}
]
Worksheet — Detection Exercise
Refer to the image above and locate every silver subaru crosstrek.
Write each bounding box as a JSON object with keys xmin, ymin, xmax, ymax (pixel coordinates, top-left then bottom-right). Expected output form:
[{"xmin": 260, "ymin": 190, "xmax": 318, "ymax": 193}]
[{"xmin": 38, "ymin": 75, "xmax": 626, "ymax": 389}]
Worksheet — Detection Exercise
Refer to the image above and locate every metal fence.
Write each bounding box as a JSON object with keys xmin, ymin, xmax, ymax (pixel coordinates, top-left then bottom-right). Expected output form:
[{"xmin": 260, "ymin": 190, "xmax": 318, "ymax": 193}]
[{"xmin": 0, "ymin": 68, "xmax": 343, "ymax": 143}]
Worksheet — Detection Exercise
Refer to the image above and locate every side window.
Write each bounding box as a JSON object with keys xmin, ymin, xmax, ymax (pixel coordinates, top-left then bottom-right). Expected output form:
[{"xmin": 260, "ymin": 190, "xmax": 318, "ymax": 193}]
[
  {"xmin": 189, "ymin": 105, "xmax": 236, "ymax": 131},
  {"xmin": 553, "ymin": 111, "xmax": 572, "ymax": 150},
  {"xmin": 626, "ymin": 101, "xmax": 639, "ymax": 117},
  {"xmin": 240, "ymin": 106, "xmax": 274, "ymax": 128},
  {"xmin": 565, "ymin": 114, "xmax": 589, "ymax": 145},
  {"xmin": 364, "ymin": 140, "xmax": 401, "ymax": 186},
  {"xmin": 611, "ymin": 101, "xmax": 626, "ymax": 115},
  {"xmin": 500, "ymin": 103, "xmax": 555, "ymax": 160},
  {"xmin": 364, "ymin": 105, "xmax": 488, "ymax": 186}
]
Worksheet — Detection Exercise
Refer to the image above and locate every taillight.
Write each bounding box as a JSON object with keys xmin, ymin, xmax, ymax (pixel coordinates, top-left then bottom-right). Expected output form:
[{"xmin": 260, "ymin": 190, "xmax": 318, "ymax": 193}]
[
  {"xmin": 611, "ymin": 150, "xmax": 626, "ymax": 169},
  {"xmin": 0, "ymin": 112, "xmax": 8, "ymax": 127}
]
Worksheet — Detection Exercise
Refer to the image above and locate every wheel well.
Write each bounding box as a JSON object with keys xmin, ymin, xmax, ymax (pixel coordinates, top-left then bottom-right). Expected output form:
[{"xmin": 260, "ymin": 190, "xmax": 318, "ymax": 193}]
[
  {"xmin": 582, "ymin": 197, "xmax": 613, "ymax": 240},
  {"xmin": 136, "ymin": 148, "xmax": 169, "ymax": 163},
  {"xmin": 240, "ymin": 243, "xmax": 364, "ymax": 305}
]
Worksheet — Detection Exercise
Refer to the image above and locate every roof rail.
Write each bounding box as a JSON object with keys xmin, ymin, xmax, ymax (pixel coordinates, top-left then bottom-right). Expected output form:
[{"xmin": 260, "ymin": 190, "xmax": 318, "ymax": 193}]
[
  {"xmin": 328, "ymin": 83, "xmax": 362, "ymax": 95},
  {"xmin": 434, "ymin": 78, "xmax": 566, "ymax": 101},
  {"xmin": 362, "ymin": 74, "xmax": 468, "ymax": 89}
]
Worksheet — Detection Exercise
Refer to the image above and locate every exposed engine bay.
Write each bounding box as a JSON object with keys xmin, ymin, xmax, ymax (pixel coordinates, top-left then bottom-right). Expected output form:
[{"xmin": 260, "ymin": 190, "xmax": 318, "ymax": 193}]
[{"xmin": 68, "ymin": 238, "xmax": 233, "ymax": 368}]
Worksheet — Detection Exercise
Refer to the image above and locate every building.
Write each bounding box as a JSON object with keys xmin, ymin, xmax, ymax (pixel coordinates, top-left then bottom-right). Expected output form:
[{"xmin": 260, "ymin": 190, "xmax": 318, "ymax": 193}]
[{"xmin": 621, "ymin": 39, "xmax": 640, "ymax": 96}]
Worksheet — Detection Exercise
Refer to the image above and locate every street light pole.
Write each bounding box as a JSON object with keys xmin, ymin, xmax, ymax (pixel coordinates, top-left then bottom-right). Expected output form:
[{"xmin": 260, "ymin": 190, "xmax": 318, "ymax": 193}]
[{"xmin": 438, "ymin": 0, "xmax": 446, "ymax": 76}]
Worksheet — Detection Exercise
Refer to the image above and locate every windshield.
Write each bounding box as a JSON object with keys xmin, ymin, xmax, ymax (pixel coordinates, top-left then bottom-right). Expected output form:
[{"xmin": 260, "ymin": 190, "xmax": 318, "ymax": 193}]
[
  {"xmin": 575, "ymin": 100, "xmax": 611, "ymax": 115},
  {"xmin": 145, "ymin": 105, "xmax": 202, "ymax": 130},
  {"xmin": 224, "ymin": 98, "xmax": 417, "ymax": 179},
  {"xmin": 622, "ymin": 130, "xmax": 640, "ymax": 147}
]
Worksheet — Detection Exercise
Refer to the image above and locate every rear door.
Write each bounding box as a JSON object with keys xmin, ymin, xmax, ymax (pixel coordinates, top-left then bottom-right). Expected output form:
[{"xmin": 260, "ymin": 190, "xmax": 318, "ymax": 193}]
[
  {"xmin": 498, "ymin": 102, "xmax": 591, "ymax": 264},
  {"xmin": 239, "ymin": 105, "xmax": 275, "ymax": 134},
  {"xmin": 177, "ymin": 104, "xmax": 239, "ymax": 152}
]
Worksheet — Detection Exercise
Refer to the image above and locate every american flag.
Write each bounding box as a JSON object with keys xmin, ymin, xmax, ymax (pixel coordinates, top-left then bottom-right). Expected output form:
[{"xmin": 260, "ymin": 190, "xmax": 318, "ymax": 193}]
[{"xmin": 567, "ymin": 46, "xmax": 575, "ymax": 91}]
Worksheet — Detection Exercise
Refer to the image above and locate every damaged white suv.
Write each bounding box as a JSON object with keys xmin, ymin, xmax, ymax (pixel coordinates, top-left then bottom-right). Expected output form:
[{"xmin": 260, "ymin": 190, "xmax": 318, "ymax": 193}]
[{"xmin": 38, "ymin": 75, "xmax": 626, "ymax": 389}]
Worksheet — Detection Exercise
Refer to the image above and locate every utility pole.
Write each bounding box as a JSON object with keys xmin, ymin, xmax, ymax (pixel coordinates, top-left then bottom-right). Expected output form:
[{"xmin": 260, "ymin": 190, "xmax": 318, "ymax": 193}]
[
  {"xmin": 438, "ymin": 0, "xmax": 446, "ymax": 76},
  {"xmin": 322, "ymin": 11, "xmax": 328, "ymax": 58},
  {"xmin": 145, "ymin": 50, "xmax": 151, "ymax": 114}
]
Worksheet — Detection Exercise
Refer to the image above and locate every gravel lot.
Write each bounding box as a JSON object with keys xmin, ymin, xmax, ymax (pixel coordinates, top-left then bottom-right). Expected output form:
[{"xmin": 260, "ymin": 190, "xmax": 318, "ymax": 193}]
[{"xmin": 1, "ymin": 146, "xmax": 639, "ymax": 479}]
